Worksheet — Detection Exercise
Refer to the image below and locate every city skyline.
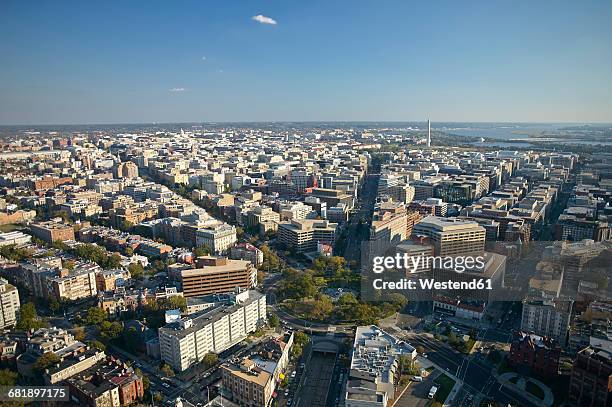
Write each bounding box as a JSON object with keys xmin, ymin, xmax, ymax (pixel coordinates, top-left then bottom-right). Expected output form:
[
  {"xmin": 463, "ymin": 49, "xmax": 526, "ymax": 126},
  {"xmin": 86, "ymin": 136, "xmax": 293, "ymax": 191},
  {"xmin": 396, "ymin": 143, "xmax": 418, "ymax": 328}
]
[{"xmin": 2, "ymin": 0, "xmax": 612, "ymax": 124}]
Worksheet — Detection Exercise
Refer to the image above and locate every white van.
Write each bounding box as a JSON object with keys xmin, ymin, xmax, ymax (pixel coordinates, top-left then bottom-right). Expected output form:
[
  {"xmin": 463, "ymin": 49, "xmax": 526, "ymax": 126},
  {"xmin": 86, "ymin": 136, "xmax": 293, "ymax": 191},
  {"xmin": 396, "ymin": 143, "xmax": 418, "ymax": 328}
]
[{"xmin": 428, "ymin": 386, "xmax": 438, "ymax": 399}]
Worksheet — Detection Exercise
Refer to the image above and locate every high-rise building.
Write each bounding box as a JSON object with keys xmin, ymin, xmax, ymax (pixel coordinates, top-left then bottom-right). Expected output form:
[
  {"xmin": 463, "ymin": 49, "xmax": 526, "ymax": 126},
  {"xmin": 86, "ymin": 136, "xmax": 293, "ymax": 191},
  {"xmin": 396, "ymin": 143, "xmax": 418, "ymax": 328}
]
[
  {"xmin": 0, "ymin": 278, "xmax": 20, "ymax": 329},
  {"xmin": 521, "ymin": 299, "xmax": 573, "ymax": 346},
  {"xmin": 158, "ymin": 290, "xmax": 266, "ymax": 371},
  {"xmin": 412, "ymin": 216, "xmax": 486, "ymax": 256}
]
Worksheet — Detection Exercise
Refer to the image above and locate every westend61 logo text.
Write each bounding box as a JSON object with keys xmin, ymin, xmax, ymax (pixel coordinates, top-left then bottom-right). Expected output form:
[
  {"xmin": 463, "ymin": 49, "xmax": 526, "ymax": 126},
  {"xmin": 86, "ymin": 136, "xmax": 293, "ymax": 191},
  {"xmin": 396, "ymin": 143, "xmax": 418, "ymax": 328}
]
[{"xmin": 372, "ymin": 254, "xmax": 486, "ymax": 274}]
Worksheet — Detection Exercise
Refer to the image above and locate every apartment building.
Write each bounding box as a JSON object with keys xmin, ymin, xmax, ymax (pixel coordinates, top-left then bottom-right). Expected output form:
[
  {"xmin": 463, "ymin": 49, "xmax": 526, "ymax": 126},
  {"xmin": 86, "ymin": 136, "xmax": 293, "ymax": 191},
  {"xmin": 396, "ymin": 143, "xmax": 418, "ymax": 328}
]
[
  {"xmin": 158, "ymin": 290, "xmax": 266, "ymax": 371},
  {"xmin": 0, "ymin": 278, "xmax": 20, "ymax": 329},
  {"xmin": 113, "ymin": 161, "xmax": 139, "ymax": 179},
  {"xmin": 16, "ymin": 327, "xmax": 106, "ymax": 384},
  {"xmin": 568, "ymin": 341, "xmax": 612, "ymax": 407},
  {"xmin": 30, "ymin": 220, "xmax": 75, "ymax": 243},
  {"xmin": 277, "ymin": 219, "xmax": 337, "ymax": 253},
  {"xmin": 521, "ymin": 299, "xmax": 573, "ymax": 346},
  {"xmin": 67, "ymin": 356, "xmax": 144, "ymax": 407},
  {"xmin": 137, "ymin": 240, "xmax": 173, "ymax": 257},
  {"xmin": 245, "ymin": 206, "xmax": 280, "ymax": 229},
  {"xmin": 181, "ymin": 257, "xmax": 257, "ymax": 297},
  {"xmin": 221, "ymin": 332, "xmax": 294, "ymax": 407},
  {"xmin": 48, "ymin": 267, "xmax": 98, "ymax": 301}
]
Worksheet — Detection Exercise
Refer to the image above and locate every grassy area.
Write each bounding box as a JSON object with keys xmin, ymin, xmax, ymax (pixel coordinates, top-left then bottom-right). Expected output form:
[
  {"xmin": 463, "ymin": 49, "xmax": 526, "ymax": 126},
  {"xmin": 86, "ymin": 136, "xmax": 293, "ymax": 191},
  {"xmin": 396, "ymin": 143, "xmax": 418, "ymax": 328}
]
[
  {"xmin": 0, "ymin": 224, "xmax": 20, "ymax": 232},
  {"xmin": 497, "ymin": 358, "xmax": 515, "ymax": 374},
  {"xmin": 526, "ymin": 380, "xmax": 545, "ymax": 400},
  {"xmin": 432, "ymin": 373, "xmax": 456, "ymax": 405}
]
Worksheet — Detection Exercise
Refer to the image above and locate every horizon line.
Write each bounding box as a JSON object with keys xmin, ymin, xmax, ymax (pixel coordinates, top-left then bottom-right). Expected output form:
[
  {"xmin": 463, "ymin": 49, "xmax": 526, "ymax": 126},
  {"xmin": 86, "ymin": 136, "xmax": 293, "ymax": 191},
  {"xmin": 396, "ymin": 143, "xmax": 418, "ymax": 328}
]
[{"xmin": 1, "ymin": 120, "xmax": 612, "ymax": 128}]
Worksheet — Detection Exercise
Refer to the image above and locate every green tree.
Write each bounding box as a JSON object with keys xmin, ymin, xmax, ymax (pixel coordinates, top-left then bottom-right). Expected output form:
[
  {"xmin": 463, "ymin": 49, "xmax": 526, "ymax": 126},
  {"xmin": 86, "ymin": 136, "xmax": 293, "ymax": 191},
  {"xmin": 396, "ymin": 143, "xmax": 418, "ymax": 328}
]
[
  {"xmin": 135, "ymin": 368, "xmax": 150, "ymax": 391},
  {"xmin": 123, "ymin": 326, "xmax": 140, "ymax": 352},
  {"xmin": 33, "ymin": 352, "xmax": 61, "ymax": 374},
  {"xmin": 160, "ymin": 363, "xmax": 175, "ymax": 378},
  {"xmin": 161, "ymin": 296, "xmax": 187, "ymax": 312},
  {"xmin": 202, "ymin": 353, "xmax": 219, "ymax": 369},
  {"xmin": 100, "ymin": 321, "xmax": 123, "ymax": 342},
  {"xmin": 294, "ymin": 331, "xmax": 310, "ymax": 347},
  {"xmin": 49, "ymin": 298, "xmax": 61, "ymax": 314},
  {"xmin": 88, "ymin": 340, "xmax": 106, "ymax": 351},
  {"xmin": 73, "ymin": 326, "xmax": 86, "ymax": 341},
  {"xmin": 16, "ymin": 302, "xmax": 45, "ymax": 331},
  {"xmin": 85, "ymin": 307, "xmax": 107, "ymax": 325},
  {"xmin": 291, "ymin": 344, "xmax": 303, "ymax": 359},
  {"xmin": 268, "ymin": 314, "xmax": 280, "ymax": 328},
  {"xmin": 193, "ymin": 245, "xmax": 212, "ymax": 257},
  {"xmin": 128, "ymin": 262, "xmax": 145, "ymax": 279},
  {"xmin": 0, "ymin": 369, "xmax": 18, "ymax": 386},
  {"xmin": 0, "ymin": 244, "xmax": 33, "ymax": 262}
]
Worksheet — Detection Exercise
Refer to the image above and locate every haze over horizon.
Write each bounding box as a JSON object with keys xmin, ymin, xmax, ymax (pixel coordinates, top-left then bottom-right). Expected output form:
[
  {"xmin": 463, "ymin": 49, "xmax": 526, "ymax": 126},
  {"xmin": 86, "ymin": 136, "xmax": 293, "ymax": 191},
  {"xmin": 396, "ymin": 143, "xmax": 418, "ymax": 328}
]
[{"xmin": 1, "ymin": 0, "xmax": 611, "ymax": 125}]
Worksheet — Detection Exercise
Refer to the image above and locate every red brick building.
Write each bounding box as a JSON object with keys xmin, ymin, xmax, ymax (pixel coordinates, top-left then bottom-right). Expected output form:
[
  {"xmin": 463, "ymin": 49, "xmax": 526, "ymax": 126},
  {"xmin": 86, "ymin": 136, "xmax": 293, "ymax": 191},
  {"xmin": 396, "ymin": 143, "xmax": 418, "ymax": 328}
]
[
  {"xmin": 508, "ymin": 331, "xmax": 560, "ymax": 378},
  {"xmin": 568, "ymin": 343, "xmax": 612, "ymax": 407}
]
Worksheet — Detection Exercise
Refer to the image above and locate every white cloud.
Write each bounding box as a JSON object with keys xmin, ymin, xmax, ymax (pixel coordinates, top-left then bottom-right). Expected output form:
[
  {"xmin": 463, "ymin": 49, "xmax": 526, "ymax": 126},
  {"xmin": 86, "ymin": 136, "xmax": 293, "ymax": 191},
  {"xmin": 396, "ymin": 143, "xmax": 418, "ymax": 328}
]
[
  {"xmin": 169, "ymin": 87, "xmax": 186, "ymax": 92},
  {"xmin": 252, "ymin": 14, "xmax": 277, "ymax": 25},
  {"xmin": 201, "ymin": 56, "xmax": 207, "ymax": 61}
]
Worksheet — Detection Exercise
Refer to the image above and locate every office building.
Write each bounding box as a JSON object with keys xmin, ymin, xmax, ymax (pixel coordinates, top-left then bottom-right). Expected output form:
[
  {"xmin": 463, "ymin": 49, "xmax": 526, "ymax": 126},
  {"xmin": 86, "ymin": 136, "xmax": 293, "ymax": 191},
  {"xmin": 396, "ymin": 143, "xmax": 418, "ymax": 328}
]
[
  {"xmin": 196, "ymin": 224, "xmax": 237, "ymax": 254},
  {"xmin": 412, "ymin": 216, "xmax": 485, "ymax": 256},
  {"xmin": 181, "ymin": 257, "xmax": 257, "ymax": 297},
  {"xmin": 277, "ymin": 219, "xmax": 337, "ymax": 253}
]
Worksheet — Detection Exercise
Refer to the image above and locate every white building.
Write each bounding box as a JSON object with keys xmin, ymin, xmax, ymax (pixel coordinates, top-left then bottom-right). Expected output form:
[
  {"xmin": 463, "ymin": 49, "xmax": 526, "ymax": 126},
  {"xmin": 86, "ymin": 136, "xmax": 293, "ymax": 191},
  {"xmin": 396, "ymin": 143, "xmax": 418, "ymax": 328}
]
[
  {"xmin": 196, "ymin": 224, "xmax": 237, "ymax": 254},
  {"xmin": 0, "ymin": 231, "xmax": 32, "ymax": 246},
  {"xmin": 521, "ymin": 298, "xmax": 572, "ymax": 346},
  {"xmin": 0, "ymin": 278, "xmax": 20, "ymax": 329},
  {"xmin": 159, "ymin": 290, "xmax": 266, "ymax": 371}
]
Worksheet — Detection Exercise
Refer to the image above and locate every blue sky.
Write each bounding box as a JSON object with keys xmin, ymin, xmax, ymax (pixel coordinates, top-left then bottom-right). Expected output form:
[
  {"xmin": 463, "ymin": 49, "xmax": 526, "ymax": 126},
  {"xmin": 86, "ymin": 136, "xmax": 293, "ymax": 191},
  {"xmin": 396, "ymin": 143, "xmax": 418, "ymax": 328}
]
[{"xmin": 1, "ymin": 0, "xmax": 611, "ymax": 124}]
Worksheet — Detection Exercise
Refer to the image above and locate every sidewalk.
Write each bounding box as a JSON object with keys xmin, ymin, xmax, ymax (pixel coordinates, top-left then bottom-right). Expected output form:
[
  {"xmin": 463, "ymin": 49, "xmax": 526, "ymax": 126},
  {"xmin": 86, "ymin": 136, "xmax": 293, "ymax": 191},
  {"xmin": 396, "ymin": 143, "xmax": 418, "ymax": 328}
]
[
  {"xmin": 498, "ymin": 373, "xmax": 553, "ymax": 407},
  {"xmin": 416, "ymin": 356, "xmax": 463, "ymax": 407}
]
